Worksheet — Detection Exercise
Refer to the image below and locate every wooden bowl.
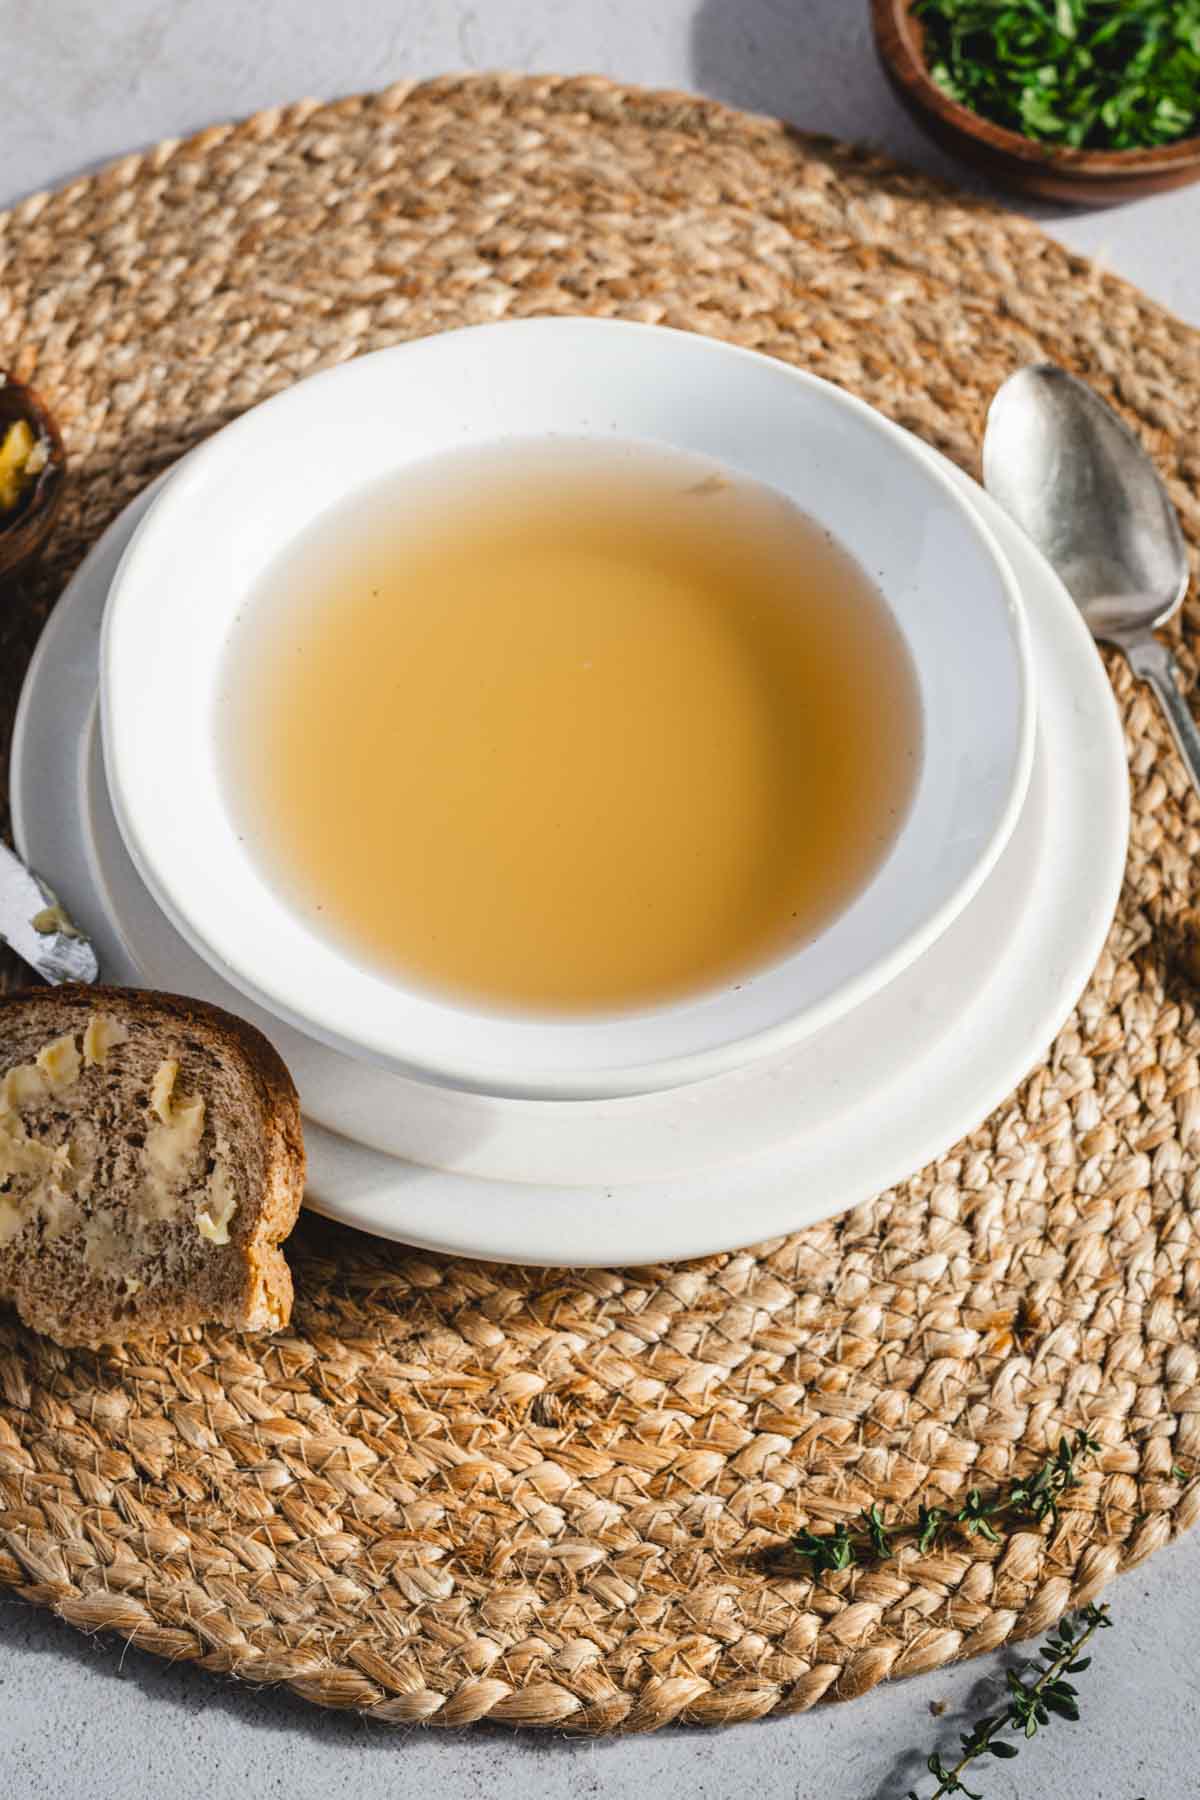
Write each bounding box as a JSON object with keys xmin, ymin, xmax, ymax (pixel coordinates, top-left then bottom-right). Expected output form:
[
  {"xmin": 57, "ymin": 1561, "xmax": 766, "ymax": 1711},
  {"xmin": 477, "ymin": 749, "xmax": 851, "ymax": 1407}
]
[
  {"xmin": 872, "ymin": 0, "xmax": 1200, "ymax": 206},
  {"xmin": 0, "ymin": 374, "xmax": 66, "ymax": 585}
]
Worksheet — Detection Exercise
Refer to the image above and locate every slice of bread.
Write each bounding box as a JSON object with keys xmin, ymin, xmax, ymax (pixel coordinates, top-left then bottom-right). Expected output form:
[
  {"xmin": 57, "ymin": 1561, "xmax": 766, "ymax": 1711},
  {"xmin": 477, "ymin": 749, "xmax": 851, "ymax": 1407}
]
[{"xmin": 0, "ymin": 985, "xmax": 305, "ymax": 1348}]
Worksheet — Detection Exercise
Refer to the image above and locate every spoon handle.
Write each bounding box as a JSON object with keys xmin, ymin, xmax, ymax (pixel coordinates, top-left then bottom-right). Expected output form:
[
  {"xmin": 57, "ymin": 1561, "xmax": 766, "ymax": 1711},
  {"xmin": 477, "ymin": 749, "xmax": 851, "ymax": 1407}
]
[{"xmin": 1124, "ymin": 635, "xmax": 1200, "ymax": 801}]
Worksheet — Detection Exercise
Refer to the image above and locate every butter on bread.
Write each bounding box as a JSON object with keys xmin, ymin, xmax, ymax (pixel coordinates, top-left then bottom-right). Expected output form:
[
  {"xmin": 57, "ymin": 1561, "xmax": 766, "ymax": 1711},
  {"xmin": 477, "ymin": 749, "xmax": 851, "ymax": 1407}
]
[{"xmin": 0, "ymin": 986, "xmax": 305, "ymax": 1347}]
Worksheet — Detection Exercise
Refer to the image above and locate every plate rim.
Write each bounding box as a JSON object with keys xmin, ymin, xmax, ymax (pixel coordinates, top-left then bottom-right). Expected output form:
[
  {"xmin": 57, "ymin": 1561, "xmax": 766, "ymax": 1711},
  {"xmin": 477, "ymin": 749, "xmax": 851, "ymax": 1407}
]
[{"xmin": 11, "ymin": 443, "xmax": 1128, "ymax": 1265}]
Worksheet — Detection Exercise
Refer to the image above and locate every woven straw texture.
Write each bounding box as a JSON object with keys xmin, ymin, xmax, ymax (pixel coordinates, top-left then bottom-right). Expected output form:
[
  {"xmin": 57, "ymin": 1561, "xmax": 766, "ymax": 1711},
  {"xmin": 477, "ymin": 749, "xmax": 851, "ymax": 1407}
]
[{"xmin": 2, "ymin": 74, "xmax": 1200, "ymax": 1734}]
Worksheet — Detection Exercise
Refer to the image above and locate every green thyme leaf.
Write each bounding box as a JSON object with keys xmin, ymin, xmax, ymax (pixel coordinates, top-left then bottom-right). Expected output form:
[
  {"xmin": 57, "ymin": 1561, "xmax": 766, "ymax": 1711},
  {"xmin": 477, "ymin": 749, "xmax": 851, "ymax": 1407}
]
[{"xmin": 862, "ymin": 1502, "xmax": 893, "ymax": 1557}]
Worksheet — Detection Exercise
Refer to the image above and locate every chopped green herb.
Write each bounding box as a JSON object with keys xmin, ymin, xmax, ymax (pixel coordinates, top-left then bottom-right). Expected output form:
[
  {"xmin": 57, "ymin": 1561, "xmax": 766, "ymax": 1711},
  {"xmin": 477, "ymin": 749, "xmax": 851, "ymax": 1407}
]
[{"xmin": 913, "ymin": 0, "xmax": 1200, "ymax": 151}]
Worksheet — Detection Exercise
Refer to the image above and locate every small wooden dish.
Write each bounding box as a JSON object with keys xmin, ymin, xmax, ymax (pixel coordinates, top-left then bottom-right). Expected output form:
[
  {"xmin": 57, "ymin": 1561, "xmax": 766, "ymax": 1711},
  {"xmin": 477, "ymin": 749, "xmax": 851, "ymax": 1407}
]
[
  {"xmin": 872, "ymin": 0, "xmax": 1200, "ymax": 206},
  {"xmin": 0, "ymin": 373, "xmax": 66, "ymax": 586}
]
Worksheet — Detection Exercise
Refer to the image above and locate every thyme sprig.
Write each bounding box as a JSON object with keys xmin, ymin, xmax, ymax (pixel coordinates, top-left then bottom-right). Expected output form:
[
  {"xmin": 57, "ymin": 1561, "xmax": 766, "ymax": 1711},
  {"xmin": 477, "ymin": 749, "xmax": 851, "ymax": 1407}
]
[
  {"xmin": 909, "ymin": 1604, "xmax": 1113, "ymax": 1799},
  {"xmin": 777, "ymin": 1430, "xmax": 1100, "ymax": 1576}
]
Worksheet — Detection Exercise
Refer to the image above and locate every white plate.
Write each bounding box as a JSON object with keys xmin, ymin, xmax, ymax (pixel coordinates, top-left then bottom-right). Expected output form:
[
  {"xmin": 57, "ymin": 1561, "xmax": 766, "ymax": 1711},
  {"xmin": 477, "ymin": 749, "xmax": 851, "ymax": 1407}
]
[
  {"xmin": 11, "ymin": 448, "xmax": 1127, "ymax": 1266},
  {"xmin": 100, "ymin": 321, "xmax": 1033, "ymax": 1098}
]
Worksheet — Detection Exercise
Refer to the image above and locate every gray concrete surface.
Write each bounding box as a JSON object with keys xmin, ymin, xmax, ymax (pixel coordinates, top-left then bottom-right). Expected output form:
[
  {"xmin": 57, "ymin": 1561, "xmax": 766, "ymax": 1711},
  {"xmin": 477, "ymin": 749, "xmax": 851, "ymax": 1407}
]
[{"xmin": 2, "ymin": 3, "xmax": 1199, "ymax": 1795}]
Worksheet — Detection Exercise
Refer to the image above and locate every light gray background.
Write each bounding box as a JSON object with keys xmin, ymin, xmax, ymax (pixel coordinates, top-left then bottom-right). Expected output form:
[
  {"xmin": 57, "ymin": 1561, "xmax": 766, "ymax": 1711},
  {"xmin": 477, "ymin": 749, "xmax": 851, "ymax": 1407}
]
[{"xmin": 1, "ymin": 3, "xmax": 1198, "ymax": 1796}]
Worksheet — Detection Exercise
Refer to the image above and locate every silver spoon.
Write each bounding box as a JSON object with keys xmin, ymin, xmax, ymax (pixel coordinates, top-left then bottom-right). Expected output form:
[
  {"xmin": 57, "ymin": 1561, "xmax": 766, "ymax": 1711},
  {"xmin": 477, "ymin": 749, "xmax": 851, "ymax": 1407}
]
[{"xmin": 984, "ymin": 363, "xmax": 1200, "ymax": 796}]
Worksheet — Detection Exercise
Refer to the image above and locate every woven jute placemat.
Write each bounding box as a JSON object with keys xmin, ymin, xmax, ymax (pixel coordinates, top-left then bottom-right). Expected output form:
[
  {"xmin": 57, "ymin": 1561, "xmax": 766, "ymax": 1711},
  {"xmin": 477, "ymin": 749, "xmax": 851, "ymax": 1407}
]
[{"xmin": 2, "ymin": 74, "xmax": 1200, "ymax": 1734}]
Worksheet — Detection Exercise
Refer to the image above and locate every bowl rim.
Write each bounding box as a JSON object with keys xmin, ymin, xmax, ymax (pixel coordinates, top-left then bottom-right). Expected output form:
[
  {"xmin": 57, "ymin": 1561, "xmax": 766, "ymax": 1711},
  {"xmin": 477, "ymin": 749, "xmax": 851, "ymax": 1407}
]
[
  {"xmin": 871, "ymin": 0, "xmax": 1200, "ymax": 178},
  {"xmin": 100, "ymin": 317, "xmax": 1036, "ymax": 1099}
]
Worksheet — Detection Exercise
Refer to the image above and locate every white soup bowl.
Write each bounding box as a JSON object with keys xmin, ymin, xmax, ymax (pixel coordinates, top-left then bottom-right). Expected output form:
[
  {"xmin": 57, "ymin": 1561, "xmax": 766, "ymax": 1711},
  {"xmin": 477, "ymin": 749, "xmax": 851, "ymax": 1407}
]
[{"xmin": 102, "ymin": 319, "xmax": 1034, "ymax": 1098}]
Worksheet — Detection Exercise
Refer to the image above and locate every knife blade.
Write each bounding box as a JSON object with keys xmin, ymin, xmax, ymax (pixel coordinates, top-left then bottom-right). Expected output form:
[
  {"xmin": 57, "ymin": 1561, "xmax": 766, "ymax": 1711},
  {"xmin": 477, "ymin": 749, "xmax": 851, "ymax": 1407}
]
[{"xmin": 0, "ymin": 839, "xmax": 100, "ymax": 984}]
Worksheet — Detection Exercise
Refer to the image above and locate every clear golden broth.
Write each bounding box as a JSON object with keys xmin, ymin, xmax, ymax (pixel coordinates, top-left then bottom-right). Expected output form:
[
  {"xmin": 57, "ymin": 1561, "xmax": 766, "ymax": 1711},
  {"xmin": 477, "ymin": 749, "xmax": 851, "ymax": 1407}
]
[{"xmin": 220, "ymin": 440, "xmax": 921, "ymax": 1013}]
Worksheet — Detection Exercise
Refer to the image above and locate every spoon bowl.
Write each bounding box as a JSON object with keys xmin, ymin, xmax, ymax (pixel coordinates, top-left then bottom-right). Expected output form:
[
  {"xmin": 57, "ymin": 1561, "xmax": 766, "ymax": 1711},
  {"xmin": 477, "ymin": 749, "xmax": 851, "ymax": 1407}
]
[
  {"xmin": 985, "ymin": 363, "xmax": 1199, "ymax": 797},
  {"xmin": 984, "ymin": 366, "xmax": 1189, "ymax": 643}
]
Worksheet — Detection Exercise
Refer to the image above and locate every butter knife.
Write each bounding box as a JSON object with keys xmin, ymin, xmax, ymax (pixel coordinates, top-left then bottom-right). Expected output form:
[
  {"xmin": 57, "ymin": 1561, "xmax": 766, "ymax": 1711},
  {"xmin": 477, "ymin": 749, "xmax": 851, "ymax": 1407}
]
[{"xmin": 0, "ymin": 839, "xmax": 99, "ymax": 984}]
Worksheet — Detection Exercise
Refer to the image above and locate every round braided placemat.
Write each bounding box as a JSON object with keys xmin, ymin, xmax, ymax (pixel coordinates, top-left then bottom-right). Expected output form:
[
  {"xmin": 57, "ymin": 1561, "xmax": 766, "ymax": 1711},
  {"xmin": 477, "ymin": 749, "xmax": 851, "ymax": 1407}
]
[{"xmin": 3, "ymin": 74, "xmax": 1200, "ymax": 1734}]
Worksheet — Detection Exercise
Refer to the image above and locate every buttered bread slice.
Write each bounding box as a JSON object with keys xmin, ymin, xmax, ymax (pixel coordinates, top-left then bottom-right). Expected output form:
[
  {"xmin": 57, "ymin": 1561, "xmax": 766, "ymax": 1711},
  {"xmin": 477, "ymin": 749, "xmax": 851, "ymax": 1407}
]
[{"xmin": 0, "ymin": 986, "xmax": 305, "ymax": 1347}]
